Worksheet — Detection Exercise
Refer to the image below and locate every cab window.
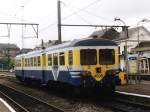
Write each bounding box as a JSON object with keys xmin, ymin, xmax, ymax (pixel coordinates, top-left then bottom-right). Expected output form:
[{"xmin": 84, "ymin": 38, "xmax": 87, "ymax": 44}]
[
  {"xmin": 99, "ymin": 49, "xmax": 115, "ymax": 65},
  {"xmin": 80, "ymin": 49, "xmax": 97, "ymax": 65}
]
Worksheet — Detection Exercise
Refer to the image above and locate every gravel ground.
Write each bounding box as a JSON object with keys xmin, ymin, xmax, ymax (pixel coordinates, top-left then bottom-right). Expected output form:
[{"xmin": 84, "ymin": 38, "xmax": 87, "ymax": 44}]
[{"xmin": 0, "ymin": 77, "xmax": 113, "ymax": 112}]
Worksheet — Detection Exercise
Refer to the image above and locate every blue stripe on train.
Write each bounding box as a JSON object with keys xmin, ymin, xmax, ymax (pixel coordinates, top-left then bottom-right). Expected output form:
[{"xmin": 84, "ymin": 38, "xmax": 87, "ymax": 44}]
[
  {"xmin": 15, "ymin": 70, "xmax": 82, "ymax": 86},
  {"xmin": 15, "ymin": 70, "xmax": 114, "ymax": 87}
]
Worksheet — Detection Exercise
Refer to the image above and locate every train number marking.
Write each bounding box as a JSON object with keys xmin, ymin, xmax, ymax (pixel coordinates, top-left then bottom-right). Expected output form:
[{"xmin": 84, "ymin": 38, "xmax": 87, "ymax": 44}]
[{"xmin": 95, "ymin": 73, "xmax": 103, "ymax": 78}]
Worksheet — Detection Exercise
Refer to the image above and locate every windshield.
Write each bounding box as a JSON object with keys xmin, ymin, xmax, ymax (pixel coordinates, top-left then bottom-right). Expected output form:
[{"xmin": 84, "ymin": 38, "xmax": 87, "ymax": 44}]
[
  {"xmin": 80, "ymin": 49, "xmax": 97, "ymax": 65},
  {"xmin": 99, "ymin": 49, "xmax": 115, "ymax": 65}
]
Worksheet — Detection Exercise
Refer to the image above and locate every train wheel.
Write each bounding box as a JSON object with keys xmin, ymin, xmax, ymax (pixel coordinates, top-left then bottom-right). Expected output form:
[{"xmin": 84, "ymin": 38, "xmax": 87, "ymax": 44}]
[
  {"xmin": 105, "ymin": 81, "xmax": 115, "ymax": 96},
  {"xmin": 73, "ymin": 87, "xmax": 82, "ymax": 96}
]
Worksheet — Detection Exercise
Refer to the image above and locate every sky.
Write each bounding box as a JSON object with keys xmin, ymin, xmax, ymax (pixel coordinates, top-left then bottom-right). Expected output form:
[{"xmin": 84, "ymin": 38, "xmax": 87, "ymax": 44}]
[{"xmin": 0, "ymin": 0, "xmax": 150, "ymax": 48}]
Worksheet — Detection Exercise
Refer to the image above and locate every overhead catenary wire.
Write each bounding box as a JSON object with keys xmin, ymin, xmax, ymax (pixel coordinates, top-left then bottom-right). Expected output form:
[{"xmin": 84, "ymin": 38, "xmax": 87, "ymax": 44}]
[
  {"xmin": 62, "ymin": 0, "xmax": 102, "ymax": 21},
  {"xmin": 62, "ymin": 4, "xmax": 93, "ymax": 25},
  {"xmin": 39, "ymin": 0, "xmax": 102, "ymax": 33},
  {"xmin": 14, "ymin": 0, "xmax": 33, "ymax": 18},
  {"xmin": 62, "ymin": 0, "xmax": 113, "ymax": 23}
]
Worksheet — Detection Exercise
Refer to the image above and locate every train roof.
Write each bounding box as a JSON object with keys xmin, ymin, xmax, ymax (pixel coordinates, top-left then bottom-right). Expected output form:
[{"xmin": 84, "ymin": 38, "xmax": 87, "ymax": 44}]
[
  {"xmin": 45, "ymin": 38, "xmax": 117, "ymax": 51},
  {"xmin": 72, "ymin": 38, "xmax": 117, "ymax": 46},
  {"xmin": 15, "ymin": 38, "xmax": 117, "ymax": 58},
  {"xmin": 23, "ymin": 49, "xmax": 43, "ymax": 58},
  {"xmin": 15, "ymin": 49, "xmax": 43, "ymax": 59}
]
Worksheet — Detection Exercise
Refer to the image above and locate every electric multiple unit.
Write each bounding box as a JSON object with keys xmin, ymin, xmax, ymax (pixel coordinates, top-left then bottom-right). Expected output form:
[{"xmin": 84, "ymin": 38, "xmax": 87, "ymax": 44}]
[{"xmin": 15, "ymin": 38, "xmax": 119, "ymax": 93}]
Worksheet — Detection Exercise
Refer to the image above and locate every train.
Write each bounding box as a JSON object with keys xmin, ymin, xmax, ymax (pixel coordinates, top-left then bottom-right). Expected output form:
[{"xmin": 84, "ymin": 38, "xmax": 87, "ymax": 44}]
[{"xmin": 15, "ymin": 38, "xmax": 119, "ymax": 94}]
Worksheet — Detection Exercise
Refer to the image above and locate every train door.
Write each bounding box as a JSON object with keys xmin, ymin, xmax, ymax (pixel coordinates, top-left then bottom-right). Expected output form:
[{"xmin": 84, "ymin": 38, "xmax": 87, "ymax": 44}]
[
  {"xmin": 42, "ymin": 54, "xmax": 46, "ymax": 83},
  {"xmin": 148, "ymin": 58, "xmax": 150, "ymax": 73},
  {"xmin": 21, "ymin": 58, "xmax": 25, "ymax": 81}
]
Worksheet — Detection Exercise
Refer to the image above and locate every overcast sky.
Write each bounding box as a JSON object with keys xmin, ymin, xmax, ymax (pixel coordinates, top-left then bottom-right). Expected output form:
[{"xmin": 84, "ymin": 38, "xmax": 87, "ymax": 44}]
[{"xmin": 0, "ymin": 0, "xmax": 150, "ymax": 48}]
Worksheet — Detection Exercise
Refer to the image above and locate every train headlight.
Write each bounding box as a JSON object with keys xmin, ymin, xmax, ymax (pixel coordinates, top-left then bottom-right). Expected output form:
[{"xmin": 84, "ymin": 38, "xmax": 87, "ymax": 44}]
[
  {"xmin": 82, "ymin": 71, "xmax": 91, "ymax": 77},
  {"xmin": 112, "ymin": 70, "xmax": 119, "ymax": 76}
]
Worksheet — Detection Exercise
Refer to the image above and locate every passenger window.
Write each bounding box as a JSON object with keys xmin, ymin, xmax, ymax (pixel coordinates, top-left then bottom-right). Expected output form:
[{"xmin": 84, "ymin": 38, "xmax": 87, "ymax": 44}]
[
  {"xmin": 25, "ymin": 59, "xmax": 27, "ymax": 67},
  {"xmin": 48, "ymin": 54, "xmax": 52, "ymax": 66},
  {"xmin": 19, "ymin": 60, "xmax": 21, "ymax": 67},
  {"xmin": 31, "ymin": 57, "xmax": 33, "ymax": 66},
  {"xmin": 59, "ymin": 52, "xmax": 65, "ymax": 65},
  {"xmin": 27, "ymin": 59, "xmax": 29, "ymax": 66},
  {"xmin": 53, "ymin": 53, "xmax": 58, "ymax": 65},
  {"xmin": 34, "ymin": 57, "xmax": 37, "ymax": 66},
  {"xmin": 68, "ymin": 51, "xmax": 73, "ymax": 65},
  {"xmin": 37, "ymin": 56, "xmax": 41, "ymax": 66},
  {"xmin": 29, "ymin": 58, "xmax": 31, "ymax": 66}
]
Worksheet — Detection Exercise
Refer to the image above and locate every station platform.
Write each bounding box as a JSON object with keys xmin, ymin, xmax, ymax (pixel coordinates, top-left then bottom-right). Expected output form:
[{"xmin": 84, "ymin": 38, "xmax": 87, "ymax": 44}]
[
  {"xmin": 116, "ymin": 80, "xmax": 150, "ymax": 96},
  {"xmin": 0, "ymin": 98, "xmax": 15, "ymax": 112}
]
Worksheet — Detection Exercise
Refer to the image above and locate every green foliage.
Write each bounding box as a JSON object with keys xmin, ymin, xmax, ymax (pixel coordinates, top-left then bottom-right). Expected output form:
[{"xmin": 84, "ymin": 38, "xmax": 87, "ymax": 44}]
[{"xmin": 0, "ymin": 58, "xmax": 14, "ymax": 70}]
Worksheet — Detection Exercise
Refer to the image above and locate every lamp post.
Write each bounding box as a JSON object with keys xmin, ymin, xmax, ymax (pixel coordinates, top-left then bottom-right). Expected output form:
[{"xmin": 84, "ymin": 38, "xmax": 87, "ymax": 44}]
[
  {"xmin": 114, "ymin": 17, "xmax": 129, "ymax": 83},
  {"xmin": 0, "ymin": 64, "xmax": 3, "ymax": 72},
  {"xmin": 137, "ymin": 18, "xmax": 149, "ymax": 84}
]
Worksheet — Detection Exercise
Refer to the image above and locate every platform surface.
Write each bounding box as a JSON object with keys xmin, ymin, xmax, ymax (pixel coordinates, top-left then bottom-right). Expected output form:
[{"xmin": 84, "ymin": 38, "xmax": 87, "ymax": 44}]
[
  {"xmin": 116, "ymin": 80, "xmax": 150, "ymax": 96},
  {"xmin": 0, "ymin": 98, "xmax": 15, "ymax": 112}
]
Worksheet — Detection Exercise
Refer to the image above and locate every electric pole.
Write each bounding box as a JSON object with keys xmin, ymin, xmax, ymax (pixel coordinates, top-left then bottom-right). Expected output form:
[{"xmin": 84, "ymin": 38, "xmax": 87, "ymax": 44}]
[{"xmin": 57, "ymin": 0, "xmax": 62, "ymax": 44}]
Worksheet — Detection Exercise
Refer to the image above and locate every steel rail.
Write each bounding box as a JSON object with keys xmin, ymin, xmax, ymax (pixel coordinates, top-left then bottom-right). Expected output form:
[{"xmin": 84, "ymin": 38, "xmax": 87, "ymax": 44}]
[
  {"xmin": 0, "ymin": 91, "xmax": 29, "ymax": 112},
  {"xmin": 0, "ymin": 84, "xmax": 65, "ymax": 112}
]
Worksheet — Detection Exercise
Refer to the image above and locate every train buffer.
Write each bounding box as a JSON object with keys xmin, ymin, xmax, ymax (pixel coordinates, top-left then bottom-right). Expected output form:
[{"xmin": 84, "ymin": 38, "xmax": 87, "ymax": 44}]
[{"xmin": 0, "ymin": 97, "xmax": 16, "ymax": 112}]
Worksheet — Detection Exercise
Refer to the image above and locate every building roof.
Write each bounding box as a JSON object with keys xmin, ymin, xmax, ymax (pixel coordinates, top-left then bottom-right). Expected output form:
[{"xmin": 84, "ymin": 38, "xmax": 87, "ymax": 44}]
[
  {"xmin": 128, "ymin": 26, "xmax": 150, "ymax": 36},
  {"xmin": 19, "ymin": 48, "xmax": 33, "ymax": 54},
  {"xmin": 114, "ymin": 26, "xmax": 150, "ymax": 41},
  {"xmin": 0, "ymin": 43, "xmax": 19, "ymax": 50},
  {"xmin": 131, "ymin": 41, "xmax": 150, "ymax": 52},
  {"xmin": 89, "ymin": 28, "xmax": 120, "ymax": 40},
  {"xmin": 138, "ymin": 41, "xmax": 150, "ymax": 47}
]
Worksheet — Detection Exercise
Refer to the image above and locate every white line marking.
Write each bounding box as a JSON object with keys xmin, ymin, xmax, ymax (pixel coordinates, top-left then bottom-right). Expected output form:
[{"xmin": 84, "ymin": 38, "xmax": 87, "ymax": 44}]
[
  {"xmin": 71, "ymin": 76, "xmax": 81, "ymax": 78},
  {"xmin": 116, "ymin": 91, "xmax": 150, "ymax": 98},
  {"xmin": 70, "ymin": 72, "xmax": 81, "ymax": 75},
  {"xmin": 0, "ymin": 98, "xmax": 16, "ymax": 112}
]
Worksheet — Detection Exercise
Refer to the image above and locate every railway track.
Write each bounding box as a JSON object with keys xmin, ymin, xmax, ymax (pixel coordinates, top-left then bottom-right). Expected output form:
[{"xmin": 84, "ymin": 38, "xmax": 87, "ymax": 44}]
[
  {"xmin": 109, "ymin": 92, "xmax": 150, "ymax": 112},
  {"xmin": 0, "ymin": 73, "xmax": 150, "ymax": 112},
  {"xmin": 0, "ymin": 84, "xmax": 65, "ymax": 112}
]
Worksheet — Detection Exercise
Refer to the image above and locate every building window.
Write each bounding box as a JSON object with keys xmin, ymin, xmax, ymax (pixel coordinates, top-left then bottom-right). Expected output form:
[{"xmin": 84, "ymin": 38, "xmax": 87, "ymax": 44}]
[
  {"xmin": 68, "ymin": 50, "xmax": 73, "ymax": 65},
  {"xmin": 48, "ymin": 54, "xmax": 52, "ymax": 66},
  {"xmin": 53, "ymin": 53, "xmax": 58, "ymax": 65},
  {"xmin": 59, "ymin": 52, "xmax": 65, "ymax": 65}
]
